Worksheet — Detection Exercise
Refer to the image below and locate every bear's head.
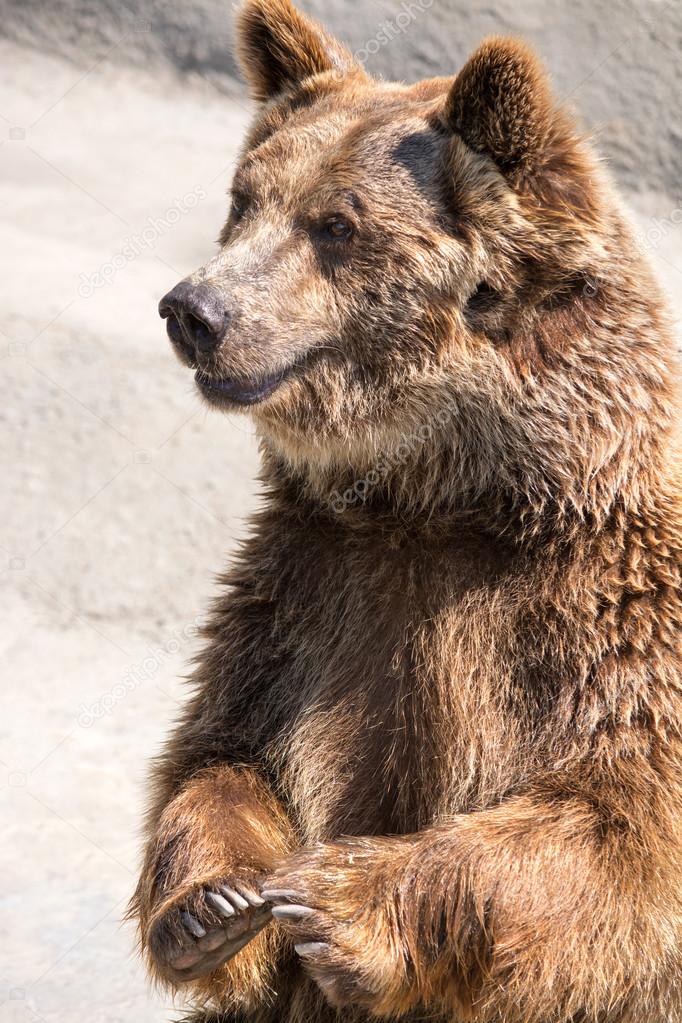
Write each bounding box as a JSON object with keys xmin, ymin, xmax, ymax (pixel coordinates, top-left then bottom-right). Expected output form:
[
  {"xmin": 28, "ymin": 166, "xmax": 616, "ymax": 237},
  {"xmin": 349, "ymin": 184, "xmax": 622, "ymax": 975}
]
[{"xmin": 160, "ymin": 0, "xmax": 676, "ymax": 522}]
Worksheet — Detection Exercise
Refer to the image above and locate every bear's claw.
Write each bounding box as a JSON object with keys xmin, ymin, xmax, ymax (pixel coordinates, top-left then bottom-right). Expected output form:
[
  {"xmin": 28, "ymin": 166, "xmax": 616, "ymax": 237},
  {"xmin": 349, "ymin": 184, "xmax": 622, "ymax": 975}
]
[
  {"xmin": 151, "ymin": 879, "xmax": 273, "ymax": 983},
  {"xmin": 206, "ymin": 891, "xmax": 236, "ymax": 917},
  {"xmin": 295, "ymin": 941, "xmax": 329, "ymax": 958},
  {"xmin": 271, "ymin": 904, "xmax": 315, "ymax": 921},
  {"xmin": 179, "ymin": 911, "xmax": 207, "ymax": 937}
]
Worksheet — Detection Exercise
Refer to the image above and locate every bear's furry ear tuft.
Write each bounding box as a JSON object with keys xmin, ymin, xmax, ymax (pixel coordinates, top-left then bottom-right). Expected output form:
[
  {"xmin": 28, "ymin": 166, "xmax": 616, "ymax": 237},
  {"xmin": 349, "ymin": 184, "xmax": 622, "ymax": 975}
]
[
  {"xmin": 444, "ymin": 37, "xmax": 557, "ymax": 183},
  {"xmin": 237, "ymin": 0, "xmax": 358, "ymax": 102}
]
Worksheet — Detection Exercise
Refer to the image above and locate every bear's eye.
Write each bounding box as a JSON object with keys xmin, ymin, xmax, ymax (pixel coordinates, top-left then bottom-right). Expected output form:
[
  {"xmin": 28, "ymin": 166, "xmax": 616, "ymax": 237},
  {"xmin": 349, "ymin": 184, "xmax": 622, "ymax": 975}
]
[{"xmin": 323, "ymin": 217, "xmax": 354, "ymax": 241}]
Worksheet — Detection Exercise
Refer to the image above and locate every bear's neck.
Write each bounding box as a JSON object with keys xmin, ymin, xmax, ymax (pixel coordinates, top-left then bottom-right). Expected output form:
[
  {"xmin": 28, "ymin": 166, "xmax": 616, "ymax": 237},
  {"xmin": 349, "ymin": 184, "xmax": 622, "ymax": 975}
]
[
  {"xmin": 260, "ymin": 371, "xmax": 679, "ymax": 548},
  {"xmin": 261, "ymin": 415, "xmax": 680, "ymax": 549}
]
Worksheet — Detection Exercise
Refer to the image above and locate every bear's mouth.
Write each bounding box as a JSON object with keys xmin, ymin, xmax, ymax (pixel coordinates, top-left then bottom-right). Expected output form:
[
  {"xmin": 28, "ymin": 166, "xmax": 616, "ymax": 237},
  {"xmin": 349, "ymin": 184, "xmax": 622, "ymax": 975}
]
[
  {"xmin": 193, "ymin": 345, "xmax": 335, "ymax": 409},
  {"xmin": 195, "ymin": 365, "xmax": 294, "ymax": 406}
]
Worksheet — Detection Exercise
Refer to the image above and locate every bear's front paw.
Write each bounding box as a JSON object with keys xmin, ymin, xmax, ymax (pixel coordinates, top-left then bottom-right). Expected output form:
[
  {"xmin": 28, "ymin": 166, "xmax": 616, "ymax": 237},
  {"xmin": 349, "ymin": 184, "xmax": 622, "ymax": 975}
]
[
  {"xmin": 149, "ymin": 879, "xmax": 271, "ymax": 983},
  {"xmin": 261, "ymin": 841, "xmax": 412, "ymax": 1013}
]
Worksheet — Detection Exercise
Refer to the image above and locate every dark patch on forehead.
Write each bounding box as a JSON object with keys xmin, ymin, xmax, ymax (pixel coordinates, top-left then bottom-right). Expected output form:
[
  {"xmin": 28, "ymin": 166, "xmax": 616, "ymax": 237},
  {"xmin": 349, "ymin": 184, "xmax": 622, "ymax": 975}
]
[{"xmin": 392, "ymin": 130, "xmax": 445, "ymax": 194}]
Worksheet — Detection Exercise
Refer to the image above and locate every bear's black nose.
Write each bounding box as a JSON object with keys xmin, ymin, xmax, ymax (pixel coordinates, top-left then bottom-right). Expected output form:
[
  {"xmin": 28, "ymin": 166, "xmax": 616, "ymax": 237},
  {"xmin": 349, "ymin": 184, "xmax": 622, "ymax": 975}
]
[{"xmin": 159, "ymin": 282, "xmax": 230, "ymax": 356}]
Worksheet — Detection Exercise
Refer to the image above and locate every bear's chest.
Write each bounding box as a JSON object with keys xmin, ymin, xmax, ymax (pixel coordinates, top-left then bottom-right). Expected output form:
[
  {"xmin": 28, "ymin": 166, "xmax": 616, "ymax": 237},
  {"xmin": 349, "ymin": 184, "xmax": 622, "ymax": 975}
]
[{"xmin": 269, "ymin": 525, "xmax": 528, "ymax": 842}]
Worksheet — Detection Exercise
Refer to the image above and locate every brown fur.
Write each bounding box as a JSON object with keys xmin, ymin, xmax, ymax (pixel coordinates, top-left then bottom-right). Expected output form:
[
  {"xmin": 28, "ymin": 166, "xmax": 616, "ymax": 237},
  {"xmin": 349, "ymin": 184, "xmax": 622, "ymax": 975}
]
[{"xmin": 130, "ymin": 3, "xmax": 682, "ymax": 1021}]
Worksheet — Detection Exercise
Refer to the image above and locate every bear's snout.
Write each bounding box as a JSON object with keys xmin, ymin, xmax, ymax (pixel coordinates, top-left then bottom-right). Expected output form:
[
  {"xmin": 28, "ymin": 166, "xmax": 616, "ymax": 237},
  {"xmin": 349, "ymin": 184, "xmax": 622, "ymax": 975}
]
[{"xmin": 159, "ymin": 281, "xmax": 232, "ymax": 362}]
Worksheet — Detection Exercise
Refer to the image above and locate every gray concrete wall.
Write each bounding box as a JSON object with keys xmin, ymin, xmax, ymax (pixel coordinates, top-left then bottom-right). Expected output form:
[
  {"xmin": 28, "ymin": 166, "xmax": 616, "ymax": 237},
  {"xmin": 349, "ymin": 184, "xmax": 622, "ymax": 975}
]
[{"xmin": 2, "ymin": 0, "xmax": 681, "ymax": 195}]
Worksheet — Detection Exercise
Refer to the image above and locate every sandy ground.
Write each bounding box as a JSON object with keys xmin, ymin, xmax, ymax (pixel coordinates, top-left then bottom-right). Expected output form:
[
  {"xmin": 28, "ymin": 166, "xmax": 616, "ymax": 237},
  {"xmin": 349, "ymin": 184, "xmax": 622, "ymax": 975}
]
[{"xmin": 1, "ymin": 22, "xmax": 682, "ymax": 1023}]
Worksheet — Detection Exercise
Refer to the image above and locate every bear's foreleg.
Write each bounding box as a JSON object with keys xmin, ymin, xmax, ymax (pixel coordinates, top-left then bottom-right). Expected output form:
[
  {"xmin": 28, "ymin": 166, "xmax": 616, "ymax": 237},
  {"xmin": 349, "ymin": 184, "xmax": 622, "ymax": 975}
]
[
  {"xmin": 264, "ymin": 770, "xmax": 680, "ymax": 1021},
  {"xmin": 130, "ymin": 764, "xmax": 294, "ymax": 1011}
]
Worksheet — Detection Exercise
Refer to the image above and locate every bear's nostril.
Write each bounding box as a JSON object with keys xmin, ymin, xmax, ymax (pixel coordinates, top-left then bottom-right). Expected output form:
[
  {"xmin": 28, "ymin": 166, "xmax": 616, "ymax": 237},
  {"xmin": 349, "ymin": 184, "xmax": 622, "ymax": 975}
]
[
  {"xmin": 185, "ymin": 313, "xmax": 215, "ymax": 353},
  {"xmin": 165, "ymin": 313, "xmax": 185, "ymax": 346}
]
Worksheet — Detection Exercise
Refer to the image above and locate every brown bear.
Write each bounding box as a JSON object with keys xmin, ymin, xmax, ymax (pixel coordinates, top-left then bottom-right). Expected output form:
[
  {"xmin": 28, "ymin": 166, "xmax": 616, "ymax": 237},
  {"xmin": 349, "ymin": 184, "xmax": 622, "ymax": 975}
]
[{"xmin": 129, "ymin": 2, "xmax": 682, "ymax": 1021}]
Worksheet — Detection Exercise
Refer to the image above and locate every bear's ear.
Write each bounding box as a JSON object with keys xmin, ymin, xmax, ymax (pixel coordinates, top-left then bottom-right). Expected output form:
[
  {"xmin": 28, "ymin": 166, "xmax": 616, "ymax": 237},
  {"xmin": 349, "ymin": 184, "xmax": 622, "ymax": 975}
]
[
  {"xmin": 444, "ymin": 37, "xmax": 557, "ymax": 183},
  {"xmin": 237, "ymin": 0, "xmax": 358, "ymax": 102}
]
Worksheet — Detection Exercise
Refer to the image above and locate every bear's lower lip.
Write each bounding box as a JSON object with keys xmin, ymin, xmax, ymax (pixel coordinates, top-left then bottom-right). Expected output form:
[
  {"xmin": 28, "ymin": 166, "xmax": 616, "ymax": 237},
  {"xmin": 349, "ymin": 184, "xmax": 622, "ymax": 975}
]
[{"xmin": 194, "ymin": 366, "xmax": 291, "ymax": 406}]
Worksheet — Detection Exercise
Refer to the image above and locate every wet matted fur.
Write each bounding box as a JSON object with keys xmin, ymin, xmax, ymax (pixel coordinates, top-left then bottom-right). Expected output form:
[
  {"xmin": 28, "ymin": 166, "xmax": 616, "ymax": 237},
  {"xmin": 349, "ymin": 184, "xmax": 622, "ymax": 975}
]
[{"xmin": 129, "ymin": 2, "xmax": 682, "ymax": 1021}]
